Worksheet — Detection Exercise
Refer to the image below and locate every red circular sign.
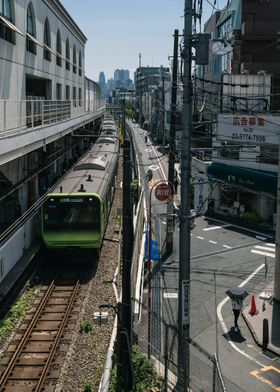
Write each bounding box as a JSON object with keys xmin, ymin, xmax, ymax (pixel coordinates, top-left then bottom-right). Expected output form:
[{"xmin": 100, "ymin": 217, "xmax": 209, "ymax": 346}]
[{"xmin": 155, "ymin": 183, "xmax": 173, "ymax": 202}]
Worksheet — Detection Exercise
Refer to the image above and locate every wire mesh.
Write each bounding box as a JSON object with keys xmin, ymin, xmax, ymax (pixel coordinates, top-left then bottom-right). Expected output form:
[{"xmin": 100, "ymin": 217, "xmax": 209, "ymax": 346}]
[{"xmin": 132, "ymin": 297, "xmax": 247, "ymax": 392}]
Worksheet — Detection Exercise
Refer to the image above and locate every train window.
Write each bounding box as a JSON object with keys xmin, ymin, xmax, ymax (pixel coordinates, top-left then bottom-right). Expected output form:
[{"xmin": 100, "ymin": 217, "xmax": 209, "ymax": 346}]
[{"xmin": 44, "ymin": 198, "xmax": 100, "ymax": 230}]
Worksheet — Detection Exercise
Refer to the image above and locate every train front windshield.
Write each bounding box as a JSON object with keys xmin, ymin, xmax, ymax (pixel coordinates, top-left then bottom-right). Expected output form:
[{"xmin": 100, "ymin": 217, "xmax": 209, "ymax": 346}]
[{"xmin": 43, "ymin": 196, "xmax": 100, "ymax": 230}]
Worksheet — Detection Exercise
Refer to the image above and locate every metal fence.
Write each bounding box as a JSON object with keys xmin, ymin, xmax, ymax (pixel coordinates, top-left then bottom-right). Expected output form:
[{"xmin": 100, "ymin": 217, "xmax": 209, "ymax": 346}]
[
  {"xmin": 132, "ymin": 297, "xmax": 246, "ymax": 392},
  {"xmin": 0, "ymin": 98, "xmax": 105, "ymax": 136}
]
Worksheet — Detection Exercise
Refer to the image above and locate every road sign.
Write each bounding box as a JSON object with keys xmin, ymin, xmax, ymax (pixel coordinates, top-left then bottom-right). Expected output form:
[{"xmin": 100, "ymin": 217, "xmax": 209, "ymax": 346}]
[{"xmin": 155, "ymin": 183, "xmax": 172, "ymax": 202}]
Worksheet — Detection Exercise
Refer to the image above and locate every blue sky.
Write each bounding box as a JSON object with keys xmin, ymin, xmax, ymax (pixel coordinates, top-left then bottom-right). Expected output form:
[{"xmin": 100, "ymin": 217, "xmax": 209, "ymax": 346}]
[{"xmin": 60, "ymin": 0, "xmax": 228, "ymax": 82}]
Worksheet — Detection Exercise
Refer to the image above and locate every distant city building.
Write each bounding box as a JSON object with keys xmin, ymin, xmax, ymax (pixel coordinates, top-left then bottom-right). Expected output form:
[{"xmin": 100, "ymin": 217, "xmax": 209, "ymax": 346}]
[
  {"xmin": 98, "ymin": 71, "xmax": 106, "ymax": 97},
  {"xmin": 114, "ymin": 69, "xmax": 132, "ymax": 89},
  {"xmin": 134, "ymin": 66, "xmax": 170, "ymax": 142}
]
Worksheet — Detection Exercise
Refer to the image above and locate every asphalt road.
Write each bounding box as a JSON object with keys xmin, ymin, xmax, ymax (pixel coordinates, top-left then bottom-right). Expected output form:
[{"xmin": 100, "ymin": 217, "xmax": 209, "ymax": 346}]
[{"xmin": 129, "ymin": 120, "xmax": 280, "ymax": 392}]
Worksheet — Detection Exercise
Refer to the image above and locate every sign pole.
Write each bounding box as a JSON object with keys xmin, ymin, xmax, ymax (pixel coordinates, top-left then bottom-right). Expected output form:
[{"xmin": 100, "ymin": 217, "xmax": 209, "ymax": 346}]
[{"xmin": 147, "ymin": 180, "xmax": 173, "ymax": 358}]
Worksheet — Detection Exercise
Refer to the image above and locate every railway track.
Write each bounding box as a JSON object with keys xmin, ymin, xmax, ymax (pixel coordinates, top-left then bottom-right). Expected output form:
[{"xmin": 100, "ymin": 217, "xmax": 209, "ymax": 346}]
[{"xmin": 0, "ymin": 267, "xmax": 83, "ymax": 392}]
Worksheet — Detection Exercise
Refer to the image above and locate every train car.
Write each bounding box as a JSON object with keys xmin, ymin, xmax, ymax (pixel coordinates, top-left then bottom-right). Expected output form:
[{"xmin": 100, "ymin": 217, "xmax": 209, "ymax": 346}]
[{"xmin": 41, "ymin": 132, "xmax": 119, "ymax": 249}]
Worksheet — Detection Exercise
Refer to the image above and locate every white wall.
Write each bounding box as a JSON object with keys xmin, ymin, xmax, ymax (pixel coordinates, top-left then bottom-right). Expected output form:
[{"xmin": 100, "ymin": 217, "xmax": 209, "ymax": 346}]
[{"xmin": 0, "ymin": 0, "xmax": 86, "ymax": 131}]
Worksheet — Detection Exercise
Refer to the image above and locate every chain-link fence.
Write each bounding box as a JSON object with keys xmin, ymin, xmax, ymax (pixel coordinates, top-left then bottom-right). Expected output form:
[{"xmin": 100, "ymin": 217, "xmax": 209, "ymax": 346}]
[{"xmin": 132, "ymin": 297, "xmax": 246, "ymax": 392}]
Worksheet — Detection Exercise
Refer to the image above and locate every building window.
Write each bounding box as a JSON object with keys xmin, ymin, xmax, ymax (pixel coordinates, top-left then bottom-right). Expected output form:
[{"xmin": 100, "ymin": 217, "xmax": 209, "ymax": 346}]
[
  {"xmin": 79, "ymin": 88, "xmax": 82, "ymax": 106},
  {"xmin": 56, "ymin": 83, "xmax": 62, "ymax": 100},
  {"xmin": 79, "ymin": 50, "xmax": 82, "ymax": 76},
  {"xmin": 26, "ymin": 2, "xmax": 36, "ymax": 54},
  {"xmin": 65, "ymin": 38, "xmax": 70, "ymax": 70},
  {"xmin": 73, "ymin": 86, "xmax": 76, "ymax": 107},
  {"xmin": 73, "ymin": 45, "xmax": 76, "ymax": 74},
  {"xmin": 66, "ymin": 85, "xmax": 70, "ymax": 100},
  {"xmin": 56, "ymin": 29, "xmax": 62, "ymax": 66},
  {"xmin": 43, "ymin": 18, "xmax": 51, "ymax": 61},
  {"xmin": 0, "ymin": 0, "xmax": 15, "ymax": 43}
]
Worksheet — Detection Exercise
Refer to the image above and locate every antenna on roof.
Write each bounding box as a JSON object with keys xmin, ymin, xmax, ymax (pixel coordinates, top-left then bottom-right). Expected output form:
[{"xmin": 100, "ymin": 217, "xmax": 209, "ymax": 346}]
[{"xmin": 139, "ymin": 52, "xmax": 142, "ymax": 67}]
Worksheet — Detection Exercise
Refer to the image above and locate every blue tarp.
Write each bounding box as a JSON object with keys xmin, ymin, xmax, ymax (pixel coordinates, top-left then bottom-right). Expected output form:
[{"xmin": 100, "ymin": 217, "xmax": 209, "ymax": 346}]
[{"xmin": 144, "ymin": 230, "xmax": 160, "ymax": 261}]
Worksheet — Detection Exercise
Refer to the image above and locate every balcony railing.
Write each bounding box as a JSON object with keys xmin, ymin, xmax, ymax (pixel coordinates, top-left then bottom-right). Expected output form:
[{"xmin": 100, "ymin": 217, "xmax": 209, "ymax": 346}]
[{"xmin": 0, "ymin": 98, "xmax": 105, "ymax": 137}]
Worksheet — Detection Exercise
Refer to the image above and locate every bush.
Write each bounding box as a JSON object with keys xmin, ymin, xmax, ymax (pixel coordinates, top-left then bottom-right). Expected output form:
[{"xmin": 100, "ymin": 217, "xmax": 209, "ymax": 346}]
[
  {"xmin": 109, "ymin": 345, "xmax": 161, "ymax": 391},
  {"xmin": 80, "ymin": 320, "xmax": 93, "ymax": 333},
  {"xmin": 240, "ymin": 212, "xmax": 261, "ymax": 223}
]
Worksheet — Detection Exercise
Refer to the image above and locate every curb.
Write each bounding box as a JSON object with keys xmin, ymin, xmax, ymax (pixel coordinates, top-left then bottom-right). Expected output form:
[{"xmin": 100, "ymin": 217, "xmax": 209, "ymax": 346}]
[{"xmin": 241, "ymin": 311, "xmax": 280, "ymax": 358}]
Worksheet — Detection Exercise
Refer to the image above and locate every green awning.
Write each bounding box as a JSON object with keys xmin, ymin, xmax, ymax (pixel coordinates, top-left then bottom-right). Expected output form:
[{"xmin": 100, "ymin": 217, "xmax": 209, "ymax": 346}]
[{"xmin": 207, "ymin": 163, "xmax": 277, "ymax": 195}]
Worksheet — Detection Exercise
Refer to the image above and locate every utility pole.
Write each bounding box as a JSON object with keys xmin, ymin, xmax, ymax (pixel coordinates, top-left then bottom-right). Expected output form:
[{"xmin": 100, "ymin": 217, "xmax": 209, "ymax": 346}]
[
  {"xmin": 166, "ymin": 29, "xmax": 179, "ymax": 256},
  {"xmin": 274, "ymin": 134, "xmax": 280, "ymax": 301},
  {"xmin": 119, "ymin": 97, "xmax": 134, "ymax": 390},
  {"xmin": 161, "ymin": 65, "xmax": 165, "ymax": 147},
  {"xmin": 177, "ymin": 1, "xmax": 192, "ymax": 390}
]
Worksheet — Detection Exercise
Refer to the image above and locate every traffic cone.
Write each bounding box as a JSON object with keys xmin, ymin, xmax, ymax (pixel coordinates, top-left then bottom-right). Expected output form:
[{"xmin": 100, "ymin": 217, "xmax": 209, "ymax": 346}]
[{"xmin": 249, "ymin": 295, "xmax": 259, "ymax": 315}]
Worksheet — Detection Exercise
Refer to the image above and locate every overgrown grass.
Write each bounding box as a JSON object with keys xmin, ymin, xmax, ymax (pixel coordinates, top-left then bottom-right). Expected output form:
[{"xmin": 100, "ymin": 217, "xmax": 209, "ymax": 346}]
[
  {"xmin": 109, "ymin": 345, "xmax": 162, "ymax": 391},
  {"xmin": 80, "ymin": 319, "xmax": 93, "ymax": 333},
  {"xmin": 0, "ymin": 284, "xmax": 40, "ymax": 342}
]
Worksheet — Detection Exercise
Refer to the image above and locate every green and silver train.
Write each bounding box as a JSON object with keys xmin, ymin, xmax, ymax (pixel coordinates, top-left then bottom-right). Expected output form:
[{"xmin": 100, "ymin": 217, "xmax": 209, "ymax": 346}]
[{"xmin": 42, "ymin": 124, "xmax": 119, "ymax": 249}]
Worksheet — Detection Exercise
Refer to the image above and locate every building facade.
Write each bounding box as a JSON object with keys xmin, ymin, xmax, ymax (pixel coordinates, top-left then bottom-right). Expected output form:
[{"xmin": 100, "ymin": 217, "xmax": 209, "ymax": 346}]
[
  {"xmin": 0, "ymin": 0, "xmax": 104, "ymax": 282},
  {"xmin": 193, "ymin": 0, "xmax": 280, "ymax": 226}
]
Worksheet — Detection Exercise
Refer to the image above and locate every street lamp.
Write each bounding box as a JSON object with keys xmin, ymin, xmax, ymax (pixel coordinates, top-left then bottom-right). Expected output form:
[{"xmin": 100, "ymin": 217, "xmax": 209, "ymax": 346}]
[{"xmin": 147, "ymin": 179, "xmax": 174, "ymax": 358}]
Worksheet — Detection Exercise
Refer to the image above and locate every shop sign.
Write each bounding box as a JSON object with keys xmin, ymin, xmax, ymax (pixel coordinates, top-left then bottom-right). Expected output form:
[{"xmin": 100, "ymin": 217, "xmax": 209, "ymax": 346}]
[{"xmin": 217, "ymin": 114, "xmax": 280, "ymax": 145}]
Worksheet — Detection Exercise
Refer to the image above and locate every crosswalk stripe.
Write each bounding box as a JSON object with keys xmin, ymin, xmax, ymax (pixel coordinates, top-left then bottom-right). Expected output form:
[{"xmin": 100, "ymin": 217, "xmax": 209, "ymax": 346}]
[
  {"xmin": 255, "ymin": 245, "xmax": 276, "ymax": 252},
  {"xmin": 265, "ymin": 243, "xmax": 275, "ymax": 247},
  {"xmin": 251, "ymin": 249, "xmax": 275, "ymax": 258}
]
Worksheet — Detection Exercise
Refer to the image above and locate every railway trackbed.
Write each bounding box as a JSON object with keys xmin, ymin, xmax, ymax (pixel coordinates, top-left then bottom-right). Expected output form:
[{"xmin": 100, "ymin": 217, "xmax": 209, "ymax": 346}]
[{"xmin": 0, "ymin": 267, "xmax": 84, "ymax": 392}]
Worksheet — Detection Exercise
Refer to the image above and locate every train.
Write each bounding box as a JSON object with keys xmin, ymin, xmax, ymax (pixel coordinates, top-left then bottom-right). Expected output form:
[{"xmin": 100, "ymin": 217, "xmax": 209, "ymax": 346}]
[{"xmin": 41, "ymin": 115, "xmax": 119, "ymax": 249}]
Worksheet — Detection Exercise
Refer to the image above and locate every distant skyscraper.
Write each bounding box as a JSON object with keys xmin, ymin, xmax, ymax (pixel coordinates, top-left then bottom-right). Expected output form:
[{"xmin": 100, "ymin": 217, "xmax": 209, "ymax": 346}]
[
  {"xmin": 98, "ymin": 71, "xmax": 106, "ymax": 86},
  {"xmin": 114, "ymin": 69, "xmax": 131, "ymax": 88},
  {"xmin": 98, "ymin": 72, "xmax": 106, "ymax": 97}
]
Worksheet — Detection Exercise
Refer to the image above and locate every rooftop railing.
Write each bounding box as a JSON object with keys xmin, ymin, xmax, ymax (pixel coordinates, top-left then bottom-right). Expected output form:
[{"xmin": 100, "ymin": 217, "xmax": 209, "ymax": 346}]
[{"xmin": 0, "ymin": 98, "xmax": 105, "ymax": 137}]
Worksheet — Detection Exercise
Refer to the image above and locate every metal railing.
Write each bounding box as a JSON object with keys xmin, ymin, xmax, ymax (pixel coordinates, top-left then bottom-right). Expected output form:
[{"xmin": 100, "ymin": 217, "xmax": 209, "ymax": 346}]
[{"xmin": 0, "ymin": 98, "xmax": 105, "ymax": 137}]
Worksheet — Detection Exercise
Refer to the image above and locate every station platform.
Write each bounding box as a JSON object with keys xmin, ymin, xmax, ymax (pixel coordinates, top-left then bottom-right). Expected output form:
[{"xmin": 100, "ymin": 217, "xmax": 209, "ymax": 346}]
[{"xmin": 242, "ymin": 281, "xmax": 280, "ymax": 357}]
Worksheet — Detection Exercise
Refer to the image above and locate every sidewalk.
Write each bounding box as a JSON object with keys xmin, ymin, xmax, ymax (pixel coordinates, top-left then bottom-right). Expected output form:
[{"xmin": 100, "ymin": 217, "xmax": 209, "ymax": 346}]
[{"xmin": 242, "ymin": 281, "xmax": 280, "ymax": 356}]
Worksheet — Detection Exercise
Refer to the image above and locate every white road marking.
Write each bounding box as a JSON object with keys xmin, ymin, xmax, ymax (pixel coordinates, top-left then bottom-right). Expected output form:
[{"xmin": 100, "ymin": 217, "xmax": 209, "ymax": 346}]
[
  {"xmin": 203, "ymin": 224, "xmax": 231, "ymax": 231},
  {"xmin": 197, "ymin": 236, "xmax": 204, "ymax": 240},
  {"xmin": 222, "ymin": 244, "xmax": 232, "ymax": 249},
  {"xmin": 265, "ymin": 243, "xmax": 275, "ymax": 247},
  {"xmin": 145, "ymin": 148, "xmax": 152, "ymax": 153},
  {"xmin": 206, "ymin": 217, "xmax": 273, "ymax": 239},
  {"xmin": 255, "ymin": 235, "xmax": 267, "ymax": 241},
  {"xmin": 209, "ymin": 240, "xmax": 218, "ymax": 244},
  {"xmin": 254, "ymin": 245, "xmax": 276, "ymax": 252},
  {"xmin": 162, "ymin": 222, "xmax": 167, "ymax": 225},
  {"xmin": 149, "ymin": 165, "xmax": 159, "ymax": 171},
  {"xmin": 150, "ymin": 144, "xmax": 167, "ymax": 180},
  {"xmin": 163, "ymin": 293, "xmax": 178, "ymax": 299},
  {"xmin": 251, "ymin": 250, "xmax": 275, "ymax": 258},
  {"xmin": 217, "ymin": 263, "xmax": 265, "ymax": 367}
]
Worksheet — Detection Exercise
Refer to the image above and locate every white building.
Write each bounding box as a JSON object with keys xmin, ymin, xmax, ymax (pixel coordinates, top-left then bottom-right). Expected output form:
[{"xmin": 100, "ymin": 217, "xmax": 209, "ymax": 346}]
[{"xmin": 0, "ymin": 0, "xmax": 104, "ymax": 282}]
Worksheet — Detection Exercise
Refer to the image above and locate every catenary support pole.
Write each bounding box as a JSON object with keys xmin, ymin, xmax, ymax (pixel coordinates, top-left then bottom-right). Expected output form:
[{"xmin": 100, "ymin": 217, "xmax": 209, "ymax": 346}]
[
  {"xmin": 177, "ymin": 1, "xmax": 193, "ymax": 390},
  {"xmin": 122, "ymin": 105, "xmax": 133, "ymax": 344},
  {"xmin": 166, "ymin": 29, "xmax": 179, "ymax": 256}
]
